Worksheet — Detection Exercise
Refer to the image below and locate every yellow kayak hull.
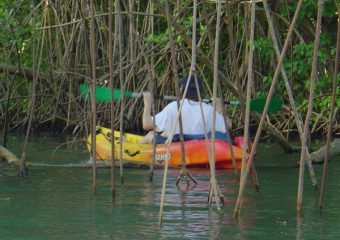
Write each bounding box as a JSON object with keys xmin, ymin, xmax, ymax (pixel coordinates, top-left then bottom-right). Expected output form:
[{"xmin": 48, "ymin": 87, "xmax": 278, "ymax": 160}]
[{"xmin": 87, "ymin": 126, "xmax": 248, "ymax": 169}]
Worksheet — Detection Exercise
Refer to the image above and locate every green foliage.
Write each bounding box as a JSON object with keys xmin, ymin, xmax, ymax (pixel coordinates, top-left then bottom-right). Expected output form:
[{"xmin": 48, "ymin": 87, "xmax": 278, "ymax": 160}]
[
  {"xmin": 255, "ymin": 0, "xmax": 336, "ymax": 117},
  {"xmin": 278, "ymin": 0, "xmax": 337, "ymax": 22},
  {"xmin": 155, "ymin": 61, "xmax": 166, "ymax": 77},
  {"xmin": 0, "ymin": 0, "xmax": 338, "ymax": 134},
  {"xmin": 144, "ymin": 30, "xmax": 169, "ymax": 46},
  {"xmin": 285, "ymin": 43, "xmax": 313, "ymax": 84},
  {"xmin": 280, "ymin": 38, "xmax": 331, "ymax": 98},
  {"xmin": 0, "ymin": 0, "xmax": 34, "ymax": 67},
  {"xmin": 261, "ymin": 75, "xmax": 273, "ymax": 91},
  {"xmin": 254, "ymin": 38, "xmax": 274, "ymax": 65}
]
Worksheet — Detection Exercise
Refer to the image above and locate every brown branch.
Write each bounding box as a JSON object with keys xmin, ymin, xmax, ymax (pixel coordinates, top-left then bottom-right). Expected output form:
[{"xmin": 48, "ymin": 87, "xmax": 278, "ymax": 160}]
[{"xmin": 0, "ymin": 64, "xmax": 36, "ymax": 80}]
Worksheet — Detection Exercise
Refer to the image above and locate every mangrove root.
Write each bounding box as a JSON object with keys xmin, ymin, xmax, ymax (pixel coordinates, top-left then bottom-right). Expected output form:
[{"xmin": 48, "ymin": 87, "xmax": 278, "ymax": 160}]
[
  {"xmin": 0, "ymin": 144, "xmax": 20, "ymax": 164},
  {"xmin": 310, "ymin": 138, "xmax": 340, "ymax": 164}
]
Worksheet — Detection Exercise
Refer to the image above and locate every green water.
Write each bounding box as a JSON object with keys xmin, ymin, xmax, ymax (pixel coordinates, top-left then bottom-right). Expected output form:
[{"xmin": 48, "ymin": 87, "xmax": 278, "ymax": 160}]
[{"xmin": 1, "ymin": 134, "xmax": 340, "ymax": 239}]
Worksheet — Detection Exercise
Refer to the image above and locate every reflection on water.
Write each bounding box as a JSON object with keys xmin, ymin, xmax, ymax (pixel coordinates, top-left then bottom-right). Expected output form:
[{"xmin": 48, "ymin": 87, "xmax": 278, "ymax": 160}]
[{"xmin": 0, "ymin": 135, "xmax": 340, "ymax": 239}]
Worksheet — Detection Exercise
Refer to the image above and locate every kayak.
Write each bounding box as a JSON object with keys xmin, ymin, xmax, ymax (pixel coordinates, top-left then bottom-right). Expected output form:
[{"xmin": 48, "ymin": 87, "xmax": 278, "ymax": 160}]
[{"xmin": 87, "ymin": 126, "xmax": 249, "ymax": 169}]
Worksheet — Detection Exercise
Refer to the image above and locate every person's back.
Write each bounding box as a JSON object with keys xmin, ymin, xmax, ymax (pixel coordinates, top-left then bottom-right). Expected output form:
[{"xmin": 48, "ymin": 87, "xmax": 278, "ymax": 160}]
[
  {"xmin": 140, "ymin": 74, "xmax": 230, "ymax": 144},
  {"xmin": 155, "ymin": 99, "xmax": 225, "ymax": 136}
]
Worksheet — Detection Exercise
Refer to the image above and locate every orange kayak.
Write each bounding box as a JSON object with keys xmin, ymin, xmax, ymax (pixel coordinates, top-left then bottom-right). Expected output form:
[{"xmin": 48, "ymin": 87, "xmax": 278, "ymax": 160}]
[{"xmin": 87, "ymin": 126, "xmax": 249, "ymax": 169}]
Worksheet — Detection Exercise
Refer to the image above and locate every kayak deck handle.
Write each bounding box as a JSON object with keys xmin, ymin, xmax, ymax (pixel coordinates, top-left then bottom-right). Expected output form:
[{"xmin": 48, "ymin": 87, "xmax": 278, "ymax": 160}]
[{"xmin": 124, "ymin": 149, "xmax": 140, "ymax": 157}]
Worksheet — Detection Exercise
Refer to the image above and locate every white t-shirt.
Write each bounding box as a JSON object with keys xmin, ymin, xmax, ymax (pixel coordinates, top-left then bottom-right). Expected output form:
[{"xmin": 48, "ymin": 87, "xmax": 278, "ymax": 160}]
[{"xmin": 154, "ymin": 99, "xmax": 226, "ymax": 135}]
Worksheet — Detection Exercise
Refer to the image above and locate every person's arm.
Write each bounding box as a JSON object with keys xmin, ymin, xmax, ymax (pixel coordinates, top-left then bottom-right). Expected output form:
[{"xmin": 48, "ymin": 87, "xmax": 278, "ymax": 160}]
[{"xmin": 142, "ymin": 92, "xmax": 154, "ymax": 130}]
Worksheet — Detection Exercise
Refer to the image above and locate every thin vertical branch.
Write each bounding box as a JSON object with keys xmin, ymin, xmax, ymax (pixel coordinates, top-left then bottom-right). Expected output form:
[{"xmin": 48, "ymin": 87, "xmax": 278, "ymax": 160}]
[
  {"xmin": 19, "ymin": 3, "xmax": 36, "ymax": 177},
  {"xmin": 217, "ymin": 81, "xmax": 238, "ymax": 174},
  {"xmin": 108, "ymin": 0, "xmax": 115, "ymax": 200},
  {"xmin": 3, "ymin": 71, "xmax": 16, "ymax": 148},
  {"xmin": 244, "ymin": 0, "xmax": 256, "ymax": 182},
  {"xmin": 297, "ymin": 0, "xmax": 323, "ymax": 212},
  {"xmin": 148, "ymin": 0, "xmax": 156, "ymax": 182},
  {"xmin": 226, "ymin": 0, "xmax": 245, "ymax": 116},
  {"xmin": 209, "ymin": 0, "xmax": 224, "ymax": 213},
  {"xmin": 224, "ymin": 0, "xmax": 246, "ymax": 175},
  {"xmin": 118, "ymin": 0, "xmax": 125, "ymax": 185},
  {"xmin": 128, "ymin": 0, "xmax": 135, "ymax": 68},
  {"xmin": 234, "ymin": 0, "xmax": 255, "ymax": 216},
  {"xmin": 79, "ymin": 0, "xmax": 92, "ymax": 140},
  {"xmin": 164, "ymin": 0, "xmax": 196, "ymax": 186},
  {"xmin": 89, "ymin": 0, "xmax": 97, "ymax": 193},
  {"xmin": 319, "ymin": 4, "xmax": 339, "ymax": 209}
]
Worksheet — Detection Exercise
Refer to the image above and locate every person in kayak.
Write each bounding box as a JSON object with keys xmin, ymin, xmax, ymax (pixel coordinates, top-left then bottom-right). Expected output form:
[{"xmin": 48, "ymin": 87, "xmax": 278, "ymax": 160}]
[{"xmin": 140, "ymin": 74, "xmax": 231, "ymax": 144}]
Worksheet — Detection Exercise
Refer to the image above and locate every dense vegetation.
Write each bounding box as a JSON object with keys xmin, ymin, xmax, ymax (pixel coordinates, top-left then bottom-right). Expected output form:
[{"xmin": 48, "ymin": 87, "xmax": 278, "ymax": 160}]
[{"xmin": 0, "ymin": 0, "xmax": 339, "ymax": 148}]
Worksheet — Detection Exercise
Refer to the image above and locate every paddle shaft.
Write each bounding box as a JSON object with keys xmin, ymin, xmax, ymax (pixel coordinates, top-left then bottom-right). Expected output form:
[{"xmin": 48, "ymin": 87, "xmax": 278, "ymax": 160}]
[
  {"xmin": 129, "ymin": 91, "xmax": 238, "ymax": 105},
  {"xmin": 155, "ymin": 94, "xmax": 238, "ymax": 105},
  {"xmin": 128, "ymin": 92, "xmax": 282, "ymax": 113},
  {"xmin": 80, "ymin": 84, "xmax": 283, "ymax": 113}
]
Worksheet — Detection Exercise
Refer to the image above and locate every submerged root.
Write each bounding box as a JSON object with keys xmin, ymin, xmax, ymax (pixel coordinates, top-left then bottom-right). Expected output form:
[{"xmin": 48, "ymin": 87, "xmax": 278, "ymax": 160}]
[{"xmin": 0, "ymin": 144, "xmax": 20, "ymax": 164}]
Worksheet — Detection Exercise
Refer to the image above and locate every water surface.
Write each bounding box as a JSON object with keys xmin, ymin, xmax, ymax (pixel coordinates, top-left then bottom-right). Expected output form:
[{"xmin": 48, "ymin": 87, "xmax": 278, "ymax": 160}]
[{"xmin": 1, "ymin": 134, "xmax": 340, "ymax": 239}]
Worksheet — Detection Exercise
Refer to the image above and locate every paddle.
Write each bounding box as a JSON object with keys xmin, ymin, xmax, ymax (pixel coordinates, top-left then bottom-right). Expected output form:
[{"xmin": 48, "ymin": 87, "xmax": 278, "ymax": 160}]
[{"xmin": 80, "ymin": 84, "xmax": 283, "ymax": 113}]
